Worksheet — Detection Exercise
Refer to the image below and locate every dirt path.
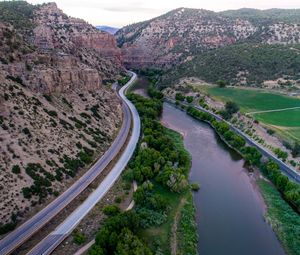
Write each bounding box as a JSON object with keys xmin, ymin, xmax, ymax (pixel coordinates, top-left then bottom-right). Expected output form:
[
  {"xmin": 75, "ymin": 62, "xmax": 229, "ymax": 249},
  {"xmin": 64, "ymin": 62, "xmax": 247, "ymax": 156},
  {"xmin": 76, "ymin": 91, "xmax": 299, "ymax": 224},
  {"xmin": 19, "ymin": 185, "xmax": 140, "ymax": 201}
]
[
  {"xmin": 170, "ymin": 198, "xmax": 186, "ymax": 255},
  {"xmin": 246, "ymin": 106, "xmax": 300, "ymax": 115}
]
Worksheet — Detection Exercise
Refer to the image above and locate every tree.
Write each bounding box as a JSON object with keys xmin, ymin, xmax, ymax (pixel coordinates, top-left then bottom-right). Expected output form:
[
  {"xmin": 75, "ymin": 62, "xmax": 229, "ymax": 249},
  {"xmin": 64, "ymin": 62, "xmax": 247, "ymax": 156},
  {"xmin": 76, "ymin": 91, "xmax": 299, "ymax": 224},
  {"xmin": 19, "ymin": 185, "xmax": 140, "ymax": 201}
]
[
  {"xmin": 217, "ymin": 79, "xmax": 227, "ymax": 88},
  {"xmin": 103, "ymin": 205, "xmax": 120, "ymax": 216},
  {"xmin": 115, "ymin": 229, "xmax": 152, "ymax": 255},
  {"xmin": 241, "ymin": 146, "xmax": 262, "ymax": 166},
  {"xmin": 292, "ymin": 143, "xmax": 300, "ymax": 158},
  {"xmin": 273, "ymin": 148, "xmax": 288, "ymax": 161},
  {"xmin": 175, "ymin": 93, "xmax": 185, "ymax": 101},
  {"xmin": 186, "ymin": 96, "xmax": 194, "ymax": 103},
  {"xmin": 225, "ymin": 101, "xmax": 239, "ymax": 115}
]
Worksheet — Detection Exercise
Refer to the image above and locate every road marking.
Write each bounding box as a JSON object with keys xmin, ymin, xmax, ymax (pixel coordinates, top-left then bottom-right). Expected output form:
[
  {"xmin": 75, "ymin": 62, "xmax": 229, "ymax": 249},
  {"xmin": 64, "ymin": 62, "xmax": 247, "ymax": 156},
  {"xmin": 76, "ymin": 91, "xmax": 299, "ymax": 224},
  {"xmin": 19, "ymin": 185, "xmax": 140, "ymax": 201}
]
[{"xmin": 246, "ymin": 106, "xmax": 300, "ymax": 115}]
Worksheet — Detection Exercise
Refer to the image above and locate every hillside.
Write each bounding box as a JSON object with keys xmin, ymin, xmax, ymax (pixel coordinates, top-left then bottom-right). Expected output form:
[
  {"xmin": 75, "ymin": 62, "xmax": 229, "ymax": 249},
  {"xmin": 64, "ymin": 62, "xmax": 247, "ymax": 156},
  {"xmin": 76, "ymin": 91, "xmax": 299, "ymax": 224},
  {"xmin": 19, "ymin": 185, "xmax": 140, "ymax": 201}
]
[
  {"xmin": 162, "ymin": 43, "xmax": 300, "ymax": 86},
  {"xmin": 116, "ymin": 7, "xmax": 300, "ymax": 82},
  {"xmin": 221, "ymin": 8, "xmax": 300, "ymax": 24},
  {"xmin": 0, "ymin": 1, "xmax": 123, "ymax": 232},
  {"xmin": 116, "ymin": 8, "xmax": 258, "ymax": 69}
]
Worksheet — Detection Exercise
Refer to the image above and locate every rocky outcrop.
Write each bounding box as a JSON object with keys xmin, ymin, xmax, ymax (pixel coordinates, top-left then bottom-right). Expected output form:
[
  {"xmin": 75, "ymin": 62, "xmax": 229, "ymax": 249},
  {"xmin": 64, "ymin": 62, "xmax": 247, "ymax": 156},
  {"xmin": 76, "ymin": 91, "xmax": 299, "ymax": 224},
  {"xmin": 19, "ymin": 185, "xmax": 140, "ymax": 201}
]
[
  {"xmin": 0, "ymin": 2, "xmax": 124, "ymax": 93},
  {"xmin": 0, "ymin": 1, "xmax": 124, "ymax": 229}
]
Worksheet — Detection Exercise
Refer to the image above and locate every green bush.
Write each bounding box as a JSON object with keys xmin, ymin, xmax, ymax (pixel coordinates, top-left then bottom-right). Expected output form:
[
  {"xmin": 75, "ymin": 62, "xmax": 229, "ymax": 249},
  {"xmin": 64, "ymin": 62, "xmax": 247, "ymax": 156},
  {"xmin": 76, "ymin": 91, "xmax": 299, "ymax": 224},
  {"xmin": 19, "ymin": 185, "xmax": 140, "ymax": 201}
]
[
  {"xmin": 73, "ymin": 230, "xmax": 86, "ymax": 245},
  {"xmin": 190, "ymin": 183, "xmax": 200, "ymax": 191},
  {"xmin": 12, "ymin": 165, "xmax": 21, "ymax": 174},
  {"xmin": 273, "ymin": 148, "xmax": 288, "ymax": 161},
  {"xmin": 175, "ymin": 93, "xmax": 185, "ymax": 101},
  {"xmin": 114, "ymin": 196, "xmax": 122, "ymax": 203},
  {"xmin": 103, "ymin": 205, "xmax": 120, "ymax": 216},
  {"xmin": 89, "ymin": 211, "xmax": 151, "ymax": 255},
  {"xmin": 186, "ymin": 96, "xmax": 194, "ymax": 103}
]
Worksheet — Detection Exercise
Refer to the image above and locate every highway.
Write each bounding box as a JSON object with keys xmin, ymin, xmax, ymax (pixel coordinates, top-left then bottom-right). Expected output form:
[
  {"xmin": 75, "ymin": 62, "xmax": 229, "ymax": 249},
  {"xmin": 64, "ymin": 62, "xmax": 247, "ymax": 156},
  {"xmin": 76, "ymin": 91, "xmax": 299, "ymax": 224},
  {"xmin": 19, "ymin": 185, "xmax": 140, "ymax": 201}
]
[
  {"xmin": 27, "ymin": 71, "xmax": 141, "ymax": 255},
  {"xmin": 164, "ymin": 97, "xmax": 300, "ymax": 184},
  {"xmin": 0, "ymin": 72, "xmax": 140, "ymax": 255}
]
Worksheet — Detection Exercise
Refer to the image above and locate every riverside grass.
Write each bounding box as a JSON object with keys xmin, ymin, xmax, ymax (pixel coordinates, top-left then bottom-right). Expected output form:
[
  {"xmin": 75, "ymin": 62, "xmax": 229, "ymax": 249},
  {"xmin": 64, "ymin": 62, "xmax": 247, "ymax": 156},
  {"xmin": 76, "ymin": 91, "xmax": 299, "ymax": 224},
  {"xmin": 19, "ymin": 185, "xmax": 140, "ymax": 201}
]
[{"xmin": 258, "ymin": 180, "xmax": 300, "ymax": 255}]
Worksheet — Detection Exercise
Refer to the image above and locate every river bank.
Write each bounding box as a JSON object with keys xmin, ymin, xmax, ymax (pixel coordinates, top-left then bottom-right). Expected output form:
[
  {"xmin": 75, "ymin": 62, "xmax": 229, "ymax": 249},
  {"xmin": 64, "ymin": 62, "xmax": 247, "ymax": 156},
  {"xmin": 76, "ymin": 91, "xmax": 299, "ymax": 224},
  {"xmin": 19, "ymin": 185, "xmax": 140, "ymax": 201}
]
[{"xmin": 162, "ymin": 103, "xmax": 286, "ymax": 255}]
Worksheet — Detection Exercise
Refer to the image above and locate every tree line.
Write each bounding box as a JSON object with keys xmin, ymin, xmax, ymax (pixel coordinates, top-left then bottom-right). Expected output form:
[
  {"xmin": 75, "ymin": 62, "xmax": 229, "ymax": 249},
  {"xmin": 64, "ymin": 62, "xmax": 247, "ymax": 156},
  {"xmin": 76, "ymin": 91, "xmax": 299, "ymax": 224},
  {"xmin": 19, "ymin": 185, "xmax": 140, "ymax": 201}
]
[
  {"xmin": 186, "ymin": 106, "xmax": 300, "ymax": 212},
  {"xmin": 89, "ymin": 88, "xmax": 193, "ymax": 254}
]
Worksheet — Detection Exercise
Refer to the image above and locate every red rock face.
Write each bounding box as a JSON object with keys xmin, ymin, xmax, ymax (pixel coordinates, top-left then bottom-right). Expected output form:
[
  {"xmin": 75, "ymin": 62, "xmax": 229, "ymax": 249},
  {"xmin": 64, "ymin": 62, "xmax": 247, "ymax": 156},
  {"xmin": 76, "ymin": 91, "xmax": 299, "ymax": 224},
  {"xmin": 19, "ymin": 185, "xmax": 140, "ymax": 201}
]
[
  {"xmin": 71, "ymin": 32, "xmax": 123, "ymax": 66},
  {"xmin": 0, "ymin": 3, "xmax": 124, "ymax": 94}
]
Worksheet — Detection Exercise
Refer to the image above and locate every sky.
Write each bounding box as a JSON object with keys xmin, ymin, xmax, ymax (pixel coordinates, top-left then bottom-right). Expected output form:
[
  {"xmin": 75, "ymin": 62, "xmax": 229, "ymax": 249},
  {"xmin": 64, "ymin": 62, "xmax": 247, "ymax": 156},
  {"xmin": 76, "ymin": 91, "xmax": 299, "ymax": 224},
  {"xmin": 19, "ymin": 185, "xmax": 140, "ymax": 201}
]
[{"xmin": 27, "ymin": 0, "xmax": 300, "ymax": 27}]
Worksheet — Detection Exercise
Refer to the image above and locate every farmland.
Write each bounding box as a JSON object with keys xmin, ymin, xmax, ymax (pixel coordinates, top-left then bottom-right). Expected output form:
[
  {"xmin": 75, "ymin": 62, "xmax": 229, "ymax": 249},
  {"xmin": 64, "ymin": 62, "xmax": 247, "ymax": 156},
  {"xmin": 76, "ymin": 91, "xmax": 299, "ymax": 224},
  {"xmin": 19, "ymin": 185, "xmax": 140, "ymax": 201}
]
[{"xmin": 203, "ymin": 86, "xmax": 300, "ymax": 141}]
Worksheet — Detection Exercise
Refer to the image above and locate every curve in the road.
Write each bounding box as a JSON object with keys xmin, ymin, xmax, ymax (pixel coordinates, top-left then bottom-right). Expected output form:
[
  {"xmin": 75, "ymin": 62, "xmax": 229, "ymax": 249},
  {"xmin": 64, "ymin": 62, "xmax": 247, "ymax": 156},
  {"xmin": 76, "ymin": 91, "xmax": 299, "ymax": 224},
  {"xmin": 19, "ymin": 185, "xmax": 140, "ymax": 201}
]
[
  {"xmin": 26, "ymin": 71, "xmax": 141, "ymax": 255},
  {"xmin": 0, "ymin": 72, "xmax": 139, "ymax": 255}
]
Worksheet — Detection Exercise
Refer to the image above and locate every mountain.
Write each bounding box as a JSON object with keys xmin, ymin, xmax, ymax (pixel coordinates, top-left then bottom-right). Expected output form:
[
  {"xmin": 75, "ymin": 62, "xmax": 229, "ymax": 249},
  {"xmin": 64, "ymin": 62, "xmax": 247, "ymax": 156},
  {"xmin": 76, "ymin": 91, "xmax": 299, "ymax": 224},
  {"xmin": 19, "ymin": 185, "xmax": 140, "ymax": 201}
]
[
  {"xmin": 96, "ymin": 25, "xmax": 119, "ymax": 35},
  {"xmin": 0, "ymin": 1, "xmax": 123, "ymax": 231},
  {"xmin": 116, "ymin": 7, "xmax": 300, "ymax": 71}
]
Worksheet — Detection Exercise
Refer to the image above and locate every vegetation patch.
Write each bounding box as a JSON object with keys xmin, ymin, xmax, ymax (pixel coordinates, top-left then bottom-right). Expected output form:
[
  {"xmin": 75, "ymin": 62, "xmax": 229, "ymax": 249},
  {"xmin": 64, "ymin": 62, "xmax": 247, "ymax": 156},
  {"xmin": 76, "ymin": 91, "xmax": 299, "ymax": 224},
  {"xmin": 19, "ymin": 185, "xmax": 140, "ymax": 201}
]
[
  {"xmin": 258, "ymin": 180, "xmax": 300, "ymax": 255},
  {"xmin": 89, "ymin": 88, "xmax": 197, "ymax": 255},
  {"xmin": 203, "ymin": 86, "xmax": 300, "ymax": 141},
  {"xmin": 162, "ymin": 43, "xmax": 300, "ymax": 86},
  {"xmin": 0, "ymin": 1, "xmax": 37, "ymax": 30}
]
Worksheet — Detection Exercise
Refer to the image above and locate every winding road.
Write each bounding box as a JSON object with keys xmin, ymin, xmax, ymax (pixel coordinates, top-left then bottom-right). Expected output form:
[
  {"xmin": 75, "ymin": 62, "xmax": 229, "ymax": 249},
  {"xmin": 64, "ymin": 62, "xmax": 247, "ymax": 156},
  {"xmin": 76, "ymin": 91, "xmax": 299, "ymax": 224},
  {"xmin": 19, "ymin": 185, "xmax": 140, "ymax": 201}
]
[{"xmin": 0, "ymin": 72, "xmax": 140, "ymax": 255}]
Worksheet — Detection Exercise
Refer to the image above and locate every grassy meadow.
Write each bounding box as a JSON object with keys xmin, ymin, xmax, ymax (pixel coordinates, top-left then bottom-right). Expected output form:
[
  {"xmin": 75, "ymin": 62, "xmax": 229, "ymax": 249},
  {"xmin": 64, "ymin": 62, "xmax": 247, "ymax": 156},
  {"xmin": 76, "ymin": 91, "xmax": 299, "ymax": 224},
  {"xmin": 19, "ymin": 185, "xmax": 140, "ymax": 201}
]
[{"xmin": 203, "ymin": 86, "xmax": 300, "ymax": 141}]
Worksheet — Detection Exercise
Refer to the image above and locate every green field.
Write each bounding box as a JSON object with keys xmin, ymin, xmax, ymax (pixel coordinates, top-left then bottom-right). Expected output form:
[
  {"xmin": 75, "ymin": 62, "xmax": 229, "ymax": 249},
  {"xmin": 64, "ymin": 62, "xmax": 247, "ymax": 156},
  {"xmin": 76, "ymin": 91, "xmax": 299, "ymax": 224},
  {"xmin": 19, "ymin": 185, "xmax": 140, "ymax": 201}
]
[{"xmin": 203, "ymin": 86, "xmax": 300, "ymax": 141}]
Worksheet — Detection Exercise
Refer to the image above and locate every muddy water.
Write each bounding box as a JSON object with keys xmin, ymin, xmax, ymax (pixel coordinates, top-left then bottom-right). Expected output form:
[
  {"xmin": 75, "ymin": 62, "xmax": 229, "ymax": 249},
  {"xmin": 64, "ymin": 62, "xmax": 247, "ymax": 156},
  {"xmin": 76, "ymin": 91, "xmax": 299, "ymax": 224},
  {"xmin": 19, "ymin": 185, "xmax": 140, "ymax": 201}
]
[{"xmin": 161, "ymin": 103, "xmax": 285, "ymax": 255}]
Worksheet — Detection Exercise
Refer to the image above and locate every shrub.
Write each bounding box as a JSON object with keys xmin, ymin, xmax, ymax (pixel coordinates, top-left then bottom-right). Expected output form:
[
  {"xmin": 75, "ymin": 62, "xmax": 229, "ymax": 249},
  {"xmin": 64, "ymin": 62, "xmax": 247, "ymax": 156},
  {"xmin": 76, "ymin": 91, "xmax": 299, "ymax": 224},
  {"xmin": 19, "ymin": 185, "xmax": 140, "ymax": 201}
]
[
  {"xmin": 190, "ymin": 183, "xmax": 200, "ymax": 191},
  {"xmin": 175, "ymin": 93, "xmax": 185, "ymax": 101},
  {"xmin": 267, "ymin": 129, "xmax": 275, "ymax": 135},
  {"xmin": 43, "ymin": 94, "xmax": 52, "ymax": 102},
  {"xmin": 12, "ymin": 165, "xmax": 21, "ymax": 174},
  {"xmin": 103, "ymin": 205, "xmax": 120, "ymax": 216},
  {"xmin": 273, "ymin": 148, "xmax": 288, "ymax": 161},
  {"xmin": 73, "ymin": 230, "xmax": 86, "ymax": 245},
  {"xmin": 44, "ymin": 109, "xmax": 57, "ymax": 117},
  {"xmin": 114, "ymin": 196, "xmax": 122, "ymax": 203},
  {"xmin": 22, "ymin": 127, "xmax": 31, "ymax": 137},
  {"xmin": 186, "ymin": 96, "xmax": 194, "ymax": 103}
]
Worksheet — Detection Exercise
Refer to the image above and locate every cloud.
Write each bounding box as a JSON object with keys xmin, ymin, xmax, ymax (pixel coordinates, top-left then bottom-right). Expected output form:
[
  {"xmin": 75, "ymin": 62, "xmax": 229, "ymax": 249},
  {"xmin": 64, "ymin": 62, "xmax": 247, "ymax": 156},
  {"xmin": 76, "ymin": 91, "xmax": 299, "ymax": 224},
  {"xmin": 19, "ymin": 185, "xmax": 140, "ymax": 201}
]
[{"xmin": 27, "ymin": 0, "xmax": 300, "ymax": 27}]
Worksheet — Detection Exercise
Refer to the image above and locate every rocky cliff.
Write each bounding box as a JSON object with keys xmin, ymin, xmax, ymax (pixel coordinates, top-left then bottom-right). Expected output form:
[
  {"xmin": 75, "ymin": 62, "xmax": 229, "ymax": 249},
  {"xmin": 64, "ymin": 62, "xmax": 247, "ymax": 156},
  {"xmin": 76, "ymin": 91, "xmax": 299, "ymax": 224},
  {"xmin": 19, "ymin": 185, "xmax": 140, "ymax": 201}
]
[
  {"xmin": 0, "ymin": 1, "xmax": 124, "ymax": 231},
  {"xmin": 0, "ymin": 2, "xmax": 124, "ymax": 93},
  {"xmin": 116, "ymin": 8, "xmax": 300, "ymax": 69}
]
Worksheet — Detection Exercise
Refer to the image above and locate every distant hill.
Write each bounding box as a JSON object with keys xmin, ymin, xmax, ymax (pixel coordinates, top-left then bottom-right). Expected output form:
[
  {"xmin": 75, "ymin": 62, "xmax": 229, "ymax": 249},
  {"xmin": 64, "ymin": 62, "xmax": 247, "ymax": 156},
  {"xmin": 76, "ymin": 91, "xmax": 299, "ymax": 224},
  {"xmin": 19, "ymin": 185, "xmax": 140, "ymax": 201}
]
[
  {"xmin": 116, "ymin": 7, "xmax": 300, "ymax": 70},
  {"xmin": 162, "ymin": 43, "xmax": 300, "ymax": 87},
  {"xmin": 221, "ymin": 8, "xmax": 300, "ymax": 24},
  {"xmin": 96, "ymin": 25, "xmax": 119, "ymax": 35},
  {"xmin": 116, "ymin": 7, "xmax": 300, "ymax": 86}
]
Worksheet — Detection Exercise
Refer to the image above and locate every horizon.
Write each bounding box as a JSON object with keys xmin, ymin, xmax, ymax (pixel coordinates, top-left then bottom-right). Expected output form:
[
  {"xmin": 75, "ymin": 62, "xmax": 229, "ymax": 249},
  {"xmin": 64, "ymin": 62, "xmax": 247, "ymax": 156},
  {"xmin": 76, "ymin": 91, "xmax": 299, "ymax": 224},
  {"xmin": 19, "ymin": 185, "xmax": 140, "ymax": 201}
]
[{"xmin": 25, "ymin": 0, "xmax": 300, "ymax": 27}]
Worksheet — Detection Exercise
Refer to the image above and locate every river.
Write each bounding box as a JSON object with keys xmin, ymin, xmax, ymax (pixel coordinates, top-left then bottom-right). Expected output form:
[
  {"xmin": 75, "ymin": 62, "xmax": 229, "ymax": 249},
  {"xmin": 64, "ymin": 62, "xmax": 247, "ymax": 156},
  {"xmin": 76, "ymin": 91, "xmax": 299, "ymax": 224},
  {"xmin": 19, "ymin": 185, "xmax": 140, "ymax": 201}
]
[{"xmin": 161, "ymin": 103, "xmax": 285, "ymax": 255}]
